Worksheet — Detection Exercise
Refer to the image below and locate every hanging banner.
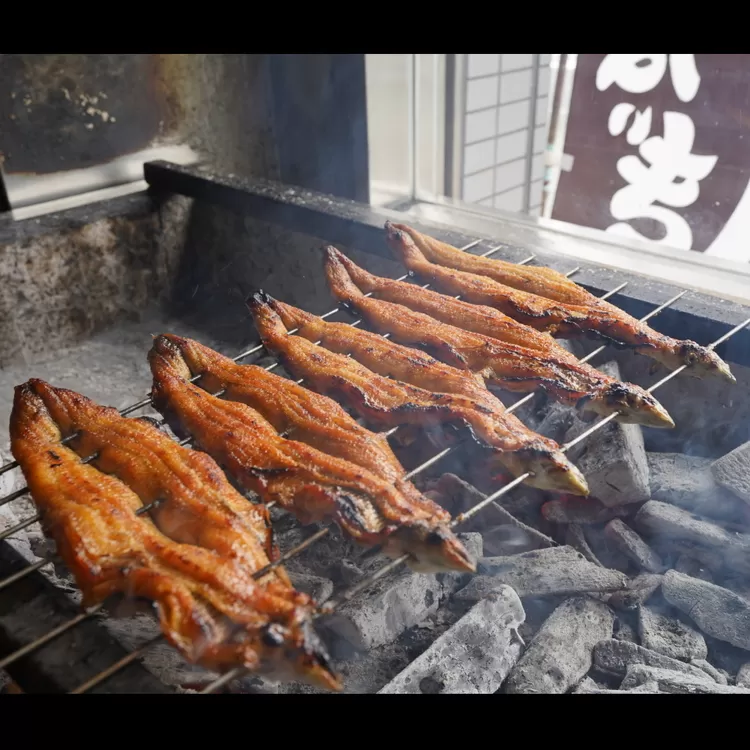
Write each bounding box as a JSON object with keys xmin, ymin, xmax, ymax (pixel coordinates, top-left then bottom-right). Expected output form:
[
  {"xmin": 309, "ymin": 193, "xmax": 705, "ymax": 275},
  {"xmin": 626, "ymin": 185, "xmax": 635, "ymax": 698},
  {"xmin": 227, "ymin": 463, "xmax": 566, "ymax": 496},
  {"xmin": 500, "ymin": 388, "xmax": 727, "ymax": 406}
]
[{"xmin": 551, "ymin": 54, "xmax": 750, "ymax": 262}]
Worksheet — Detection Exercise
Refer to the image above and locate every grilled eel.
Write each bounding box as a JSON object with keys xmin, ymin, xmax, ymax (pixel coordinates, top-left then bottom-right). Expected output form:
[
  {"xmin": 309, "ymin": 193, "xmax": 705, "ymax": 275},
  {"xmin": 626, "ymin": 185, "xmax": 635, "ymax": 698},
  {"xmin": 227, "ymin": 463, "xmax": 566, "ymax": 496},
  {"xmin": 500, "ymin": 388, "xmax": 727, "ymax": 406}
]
[
  {"xmin": 148, "ymin": 337, "xmax": 475, "ymax": 574},
  {"xmin": 324, "ymin": 247, "xmax": 674, "ymax": 430},
  {"xmin": 10, "ymin": 380, "xmax": 341, "ymax": 690},
  {"xmin": 247, "ymin": 292, "xmax": 589, "ymax": 496},
  {"xmin": 20, "ymin": 378, "xmax": 286, "ymax": 581},
  {"xmin": 152, "ymin": 333, "xmax": 433, "ymax": 510},
  {"xmin": 386, "ymin": 222, "xmax": 735, "ymax": 383}
]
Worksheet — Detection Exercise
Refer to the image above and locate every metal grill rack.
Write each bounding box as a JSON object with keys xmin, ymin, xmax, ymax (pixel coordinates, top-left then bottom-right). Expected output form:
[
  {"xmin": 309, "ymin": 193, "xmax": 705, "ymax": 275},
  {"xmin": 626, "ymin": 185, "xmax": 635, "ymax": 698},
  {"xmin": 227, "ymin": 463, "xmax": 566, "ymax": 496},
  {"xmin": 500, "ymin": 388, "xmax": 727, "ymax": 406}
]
[
  {"xmin": 2, "ymin": 161, "xmax": 750, "ymax": 694},
  {"xmin": 1, "ymin": 233, "xmax": 747, "ymax": 695}
]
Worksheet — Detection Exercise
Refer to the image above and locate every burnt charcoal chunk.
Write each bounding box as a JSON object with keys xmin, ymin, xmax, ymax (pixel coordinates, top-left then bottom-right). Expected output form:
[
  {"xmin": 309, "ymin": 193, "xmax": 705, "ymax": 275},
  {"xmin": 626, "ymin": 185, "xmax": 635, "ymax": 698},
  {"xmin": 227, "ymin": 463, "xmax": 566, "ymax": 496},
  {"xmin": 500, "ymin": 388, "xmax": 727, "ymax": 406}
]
[
  {"xmin": 562, "ymin": 361, "xmax": 649, "ymax": 508},
  {"xmin": 711, "ymin": 441, "xmax": 750, "ymax": 505},
  {"xmin": 608, "ymin": 573, "xmax": 663, "ymax": 611},
  {"xmin": 648, "ymin": 452, "xmax": 749, "ymax": 523},
  {"xmin": 604, "ymin": 519, "xmax": 664, "ymax": 573},
  {"xmin": 593, "ymin": 639, "xmax": 713, "ymax": 681},
  {"xmin": 503, "ymin": 596, "xmax": 615, "ymax": 694},
  {"xmin": 621, "ymin": 665, "xmax": 750, "ymax": 694},
  {"xmin": 638, "ymin": 603, "xmax": 707, "ymax": 661},
  {"xmin": 542, "ymin": 497, "xmax": 630, "ymax": 525},
  {"xmin": 661, "ymin": 570, "xmax": 750, "ymax": 652},
  {"xmin": 378, "ymin": 587, "xmax": 525, "ymax": 694},
  {"xmin": 337, "ymin": 569, "xmax": 443, "ymax": 649}
]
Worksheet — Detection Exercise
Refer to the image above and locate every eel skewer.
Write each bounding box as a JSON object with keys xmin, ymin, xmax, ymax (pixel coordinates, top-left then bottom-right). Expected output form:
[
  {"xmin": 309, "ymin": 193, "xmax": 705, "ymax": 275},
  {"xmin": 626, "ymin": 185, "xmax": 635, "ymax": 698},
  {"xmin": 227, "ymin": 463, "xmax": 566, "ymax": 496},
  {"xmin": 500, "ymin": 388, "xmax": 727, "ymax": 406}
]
[
  {"xmin": 10, "ymin": 380, "xmax": 341, "ymax": 690},
  {"xmin": 148, "ymin": 337, "xmax": 475, "ymax": 574},
  {"xmin": 152, "ymin": 333, "xmax": 433, "ymax": 509},
  {"xmin": 247, "ymin": 292, "xmax": 590, "ymax": 496},
  {"xmin": 323, "ymin": 247, "xmax": 674, "ymax": 430},
  {"xmin": 386, "ymin": 222, "xmax": 734, "ymax": 383}
]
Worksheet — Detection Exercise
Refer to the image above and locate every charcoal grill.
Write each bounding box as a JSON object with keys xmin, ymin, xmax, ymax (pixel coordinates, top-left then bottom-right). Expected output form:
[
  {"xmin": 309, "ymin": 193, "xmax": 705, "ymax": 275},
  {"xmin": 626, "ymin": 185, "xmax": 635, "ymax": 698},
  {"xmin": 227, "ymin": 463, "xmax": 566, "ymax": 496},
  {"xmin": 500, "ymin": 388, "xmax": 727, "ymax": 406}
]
[{"xmin": 1, "ymin": 160, "xmax": 749, "ymax": 694}]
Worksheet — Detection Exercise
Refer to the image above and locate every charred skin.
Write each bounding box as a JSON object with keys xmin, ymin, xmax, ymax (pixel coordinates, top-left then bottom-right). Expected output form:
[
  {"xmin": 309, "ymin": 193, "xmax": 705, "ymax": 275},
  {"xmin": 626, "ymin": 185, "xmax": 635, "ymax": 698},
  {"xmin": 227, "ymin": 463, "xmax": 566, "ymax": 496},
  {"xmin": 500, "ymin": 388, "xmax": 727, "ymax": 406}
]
[
  {"xmin": 386, "ymin": 222, "xmax": 735, "ymax": 384},
  {"xmin": 23, "ymin": 378, "xmax": 288, "ymax": 585},
  {"xmin": 153, "ymin": 333, "xmax": 429, "ymax": 509},
  {"xmin": 247, "ymin": 292, "xmax": 589, "ymax": 497},
  {"xmin": 10, "ymin": 381, "xmax": 341, "ymax": 691},
  {"xmin": 323, "ymin": 247, "xmax": 674, "ymax": 430},
  {"xmin": 148, "ymin": 338, "xmax": 475, "ymax": 575}
]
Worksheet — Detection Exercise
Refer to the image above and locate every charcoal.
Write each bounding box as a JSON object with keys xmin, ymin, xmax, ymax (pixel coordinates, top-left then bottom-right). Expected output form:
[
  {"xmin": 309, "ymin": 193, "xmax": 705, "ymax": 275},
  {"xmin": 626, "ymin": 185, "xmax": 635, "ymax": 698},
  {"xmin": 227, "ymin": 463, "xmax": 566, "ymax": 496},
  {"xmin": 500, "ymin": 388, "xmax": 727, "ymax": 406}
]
[
  {"xmin": 439, "ymin": 532, "xmax": 484, "ymax": 595},
  {"xmin": 503, "ymin": 596, "xmax": 614, "ymax": 694},
  {"xmin": 648, "ymin": 452, "xmax": 750, "ymax": 523},
  {"xmin": 565, "ymin": 524, "xmax": 604, "ymax": 566},
  {"xmin": 690, "ymin": 659, "xmax": 729, "ymax": 685},
  {"xmin": 604, "ymin": 519, "xmax": 664, "ymax": 573},
  {"xmin": 455, "ymin": 546, "xmax": 628, "ymax": 601},
  {"xmin": 621, "ymin": 664, "xmax": 750, "ymax": 694},
  {"xmin": 378, "ymin": 587, "xmax": 525, "ymax": 694},
  {"xmin": 337, "ymin": 569, "xmax": 443, "ymax": 649},
  {"xmin": 635, "ymin": 500, "xmax": 750, "ymax": 575},
  {"xmin": 542, "ymin": 497, "xmax": 630, "ymax": 525},
  {"xmin": 572, "ymin": 678, "xmax": 661, "ymax": 694},
  {"xmin": 426, "ymin": 473, "xmax": 515, "ymax": 534},
  {"xmin": 674, "ymin": 554, "xmax": 713, "ymax": 582},
  {"xmin": 608, "ymin": 573, "xmax": 662, "ymax": 611},
  {"xmin": 532, "ymin": 401, "xmax": 577, "ymax": 443},
  {"xmin": 661, "ymin": 570, "xmax": 750, "ymax": 652},
  {"xmin": 582, "ymin": 524, "xmax": 633, "ymax": 573},
  {"xmin": 638, "ymin": 603, "xmax": 707, "ymax": 661},
  {"xmin": 711, "ymin": 440, "xmax": 750, "ymax": 505},
  {"xmin": 593, "ymin": 639, "xmax": 713, "ymax": 681},
  {"xmin": 481, "ymin": 524, "xmax": 545, "ymax": 556},
  {"xmin": 737, "ymin": 663, "xmax": 750, "ymax": 687},
  {"xmin": 287, "ymin": 572, "xmax": 334, "ymax": 603},
  {"xmin": 613, "ymin": 616, "xmax": 638, "ymax": 643},
  {"xmin": 563, "ymin": 361, "xmax": 650, "ymax": 508}
]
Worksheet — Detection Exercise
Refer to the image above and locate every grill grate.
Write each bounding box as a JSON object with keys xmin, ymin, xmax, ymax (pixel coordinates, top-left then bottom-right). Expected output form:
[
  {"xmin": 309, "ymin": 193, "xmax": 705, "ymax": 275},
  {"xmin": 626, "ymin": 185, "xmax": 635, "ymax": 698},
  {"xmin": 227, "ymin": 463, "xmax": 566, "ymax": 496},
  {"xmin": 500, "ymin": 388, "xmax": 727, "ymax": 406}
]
[{"xmin": 1, "ymin": 233, "xmax": 748, "ymax": 695}]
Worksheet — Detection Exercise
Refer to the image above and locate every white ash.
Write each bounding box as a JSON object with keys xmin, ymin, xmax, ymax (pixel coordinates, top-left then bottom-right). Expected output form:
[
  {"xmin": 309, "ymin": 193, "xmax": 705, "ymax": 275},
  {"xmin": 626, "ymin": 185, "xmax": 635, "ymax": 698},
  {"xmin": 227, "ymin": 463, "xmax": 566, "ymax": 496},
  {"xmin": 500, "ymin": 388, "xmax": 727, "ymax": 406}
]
[
  {"xmin": 613, "ymin": 616, "xmax": 639, "ymax": 643},
  {"xmin": 592, "ymin": 639, "xmax": 712, "ymax": 682},
  {"xmin": 638, "ymin": 603, "xmax": 707, "ymax": 661},
  {"xmin": 711, "ymin": 440, "xmax": 750, "ymax": 505},
  {"xmin": 662, "ymin": 570, "xmax": 750, "ymax": 652},
  {"xmin": 572, "ymin": 676, "xmax": 661, "ymax": 694},
  {"xmin": 542, "ymin": 497, "xmax": 631, "ymax": 525},
  {"xmin": 648, "ymin": 452, "xmax": 750, "ymax": 524},
  {"xmin": 564, "ymin": 524, "xmax": 605, "ymax": 567},
  {"xmin": 621, "ymin": 664, "xmax": 750, "ymax": 694},
  {"xmin": 635, "ymin": 501, "xmax": 750, "ymax": 576},
  {"xmin": 580, "ymin": 523, "xmax": 634, "ymax": 573},
  {"xmin": 454, "ymin": 546, "xmax": 627, "ymax": 606},
  {"xmin": 563, "ymin": 361, "xmax": 650, "ymax": 508},
  {"xmin": 736, "ymin": 662, "xmax": 750, "ymax": 687},
  {"xmin": 503, "ymin": 596, "xmax": 614, "ymax": 694},
  {"xmin": 690, "ymin": 659, "xmax": 729, "ymax": 685},
  {"xmin": 604, "ymin": 519, "xmax": 664, "ymax": 573},
  {"xmin": 608, "ymin": 573, "xmax": 663, "ymax": 611},
  {"xmin": 378, "ymin": 587, "xmax": 525, "ymax": 694}
]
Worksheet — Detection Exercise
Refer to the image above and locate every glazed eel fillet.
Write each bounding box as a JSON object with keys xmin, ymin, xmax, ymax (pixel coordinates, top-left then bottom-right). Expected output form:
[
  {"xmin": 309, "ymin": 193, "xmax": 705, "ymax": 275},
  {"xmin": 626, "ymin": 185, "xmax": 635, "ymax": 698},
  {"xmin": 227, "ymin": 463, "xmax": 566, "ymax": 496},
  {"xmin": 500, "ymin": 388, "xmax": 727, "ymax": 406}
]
[
  {"xmin": 10, "ymin": 380, "xmax": 341, "ymax": 690},
  {"xmin": 247, "ymin": 292, "xmax": 589, "ymax": 497},
  {"xmin": 148, "ymin": 337, "xmax": 475, "ymax": 575},
  {"xmin": 151, "ymin": 333, "xmax": 434, "ymax": 511},
  {"xmin": 324, "ymin": 247, "xmax": 674, "ymax": 430},
  {"xmin": 386, "ymin": 222, "xmax": 734, "ymax": 383}
]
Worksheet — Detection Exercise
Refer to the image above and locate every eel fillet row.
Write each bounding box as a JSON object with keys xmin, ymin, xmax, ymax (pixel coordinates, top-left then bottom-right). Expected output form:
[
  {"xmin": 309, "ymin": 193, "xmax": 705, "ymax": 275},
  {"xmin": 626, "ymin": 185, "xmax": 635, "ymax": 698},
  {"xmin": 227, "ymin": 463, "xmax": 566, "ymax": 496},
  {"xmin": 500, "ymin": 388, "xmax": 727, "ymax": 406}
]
[
  {"xmin": 323, "ymin": 247, "xmax": 674, "ymax": 430},
  {"xmin": 153, "ymin": 333, "xmax": 434, "ymax": 510},
  {"xmin": 10, "ymin": 380, "xmax": 341, "ymax": 690},
  {"xmin": 247, "ymin": 292, "xmax": 589, "ymax": 496},
  {"xmin": 386, "ymin": 222, "xmax": 734, "ymax": 383},
  {"xmin": 148, "ymin": 336, "xmax": 475, "ymax": 574}
]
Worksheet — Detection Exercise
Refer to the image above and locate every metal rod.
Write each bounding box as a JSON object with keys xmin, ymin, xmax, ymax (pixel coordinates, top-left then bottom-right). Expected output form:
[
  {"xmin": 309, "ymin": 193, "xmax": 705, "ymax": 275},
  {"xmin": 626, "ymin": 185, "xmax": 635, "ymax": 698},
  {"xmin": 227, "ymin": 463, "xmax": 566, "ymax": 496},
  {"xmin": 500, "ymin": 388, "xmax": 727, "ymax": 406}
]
[
  {"xmin": 0, "ymin": 241, "xmax": 485, "ymax": 479},
  {"xmin": 68, "ymin": 635, "xmax": 164, "ymax": 694},
  {"xmin": 199, "ymin": 667, "xmax": 245, "ymax": 694},
  {"xmin": 0, "ymin": 557, "xmax": 52, "ymax": 592},
  {"xmin": 0, "ymin": 604, "xmax": 103, "ymax": 671}
]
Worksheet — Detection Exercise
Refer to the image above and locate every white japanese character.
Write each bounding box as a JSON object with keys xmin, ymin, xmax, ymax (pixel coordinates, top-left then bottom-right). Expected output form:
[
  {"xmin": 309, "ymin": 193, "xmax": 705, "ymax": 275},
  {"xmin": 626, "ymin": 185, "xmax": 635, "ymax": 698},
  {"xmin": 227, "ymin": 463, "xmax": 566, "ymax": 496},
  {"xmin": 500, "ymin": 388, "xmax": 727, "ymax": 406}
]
[
  {"xmin": 608, "ymin": 102, "xmax": 653, "ymax": 145},
  {"xmin": 596, "ymin": 54, "xmax": 701, "ymax": 102},
  {"xmin": 606, "ymin": 111, "xmax": 718, "ymax": 250}
]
